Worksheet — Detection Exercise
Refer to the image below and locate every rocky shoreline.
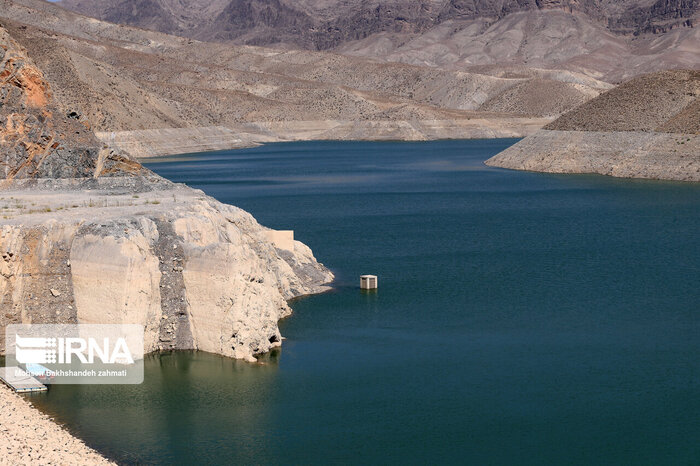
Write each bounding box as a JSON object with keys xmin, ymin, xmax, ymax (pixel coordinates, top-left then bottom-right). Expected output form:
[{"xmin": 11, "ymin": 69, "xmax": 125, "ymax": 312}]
[
  {"xmin": 0, "ymin": 23, "xmax": 333, "ymax": 362},
  {"xmin": 96, "ymin": 118, "xmax": 550, "ymax": 159},
  {"xmin": 0, "ymin": 384, "xmax": 113, "ymax": 465},
  {"xmin": 485, "ymin": 130, "xmax": 700, "ymax": 182},
  {"xmin": 0, "ymin": 177, "xmax": 334, "ymax": 361},
  {"xmin": 486, "ymin": 70, "xmax": 700, "ymax": 182}
]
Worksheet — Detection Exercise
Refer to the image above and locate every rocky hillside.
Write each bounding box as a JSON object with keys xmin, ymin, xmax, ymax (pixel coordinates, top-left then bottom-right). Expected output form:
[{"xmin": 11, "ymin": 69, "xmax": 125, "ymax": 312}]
[
  {"xmin": 545, "ymin": 70, "xmax": 700, "ymax": 132},
  {"xmin": 57, "ymin": 0, "xmax": 699, "ymax": 82},
  {"xmin": 59, "ymin": 0, "xmax": 699, "ymax": 47},
  {"xmin": 338, "ymin": 10, "xmax": 699, "ymax": 83},
  {"xmin": 0, "ymin": 23, "xmax": 334, "ymax": 361},
  {"xmin": 0, "ymin": 27, "xmax": 137, "ymax": 179},
  {"xmin": 0, "ymin": 0, "xmax": 612, "ymax": 157},
  {"xmin": 485, "ymin": 70, "xmax": 700, "ymax": 181}
]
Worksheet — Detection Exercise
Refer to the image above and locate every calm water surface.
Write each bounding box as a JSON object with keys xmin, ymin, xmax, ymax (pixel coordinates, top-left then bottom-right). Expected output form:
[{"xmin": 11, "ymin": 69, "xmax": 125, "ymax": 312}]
[{"xmin": 27, "ymin": 140, "xmax": 700, "ymax": 464}]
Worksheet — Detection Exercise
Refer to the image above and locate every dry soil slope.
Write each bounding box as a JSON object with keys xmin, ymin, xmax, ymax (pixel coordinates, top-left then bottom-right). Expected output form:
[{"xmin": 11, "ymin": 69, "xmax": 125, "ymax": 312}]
[
  {"xmin": 545, "ymin": 70, "xmax": 700, "ymax": 132},
  {"xmin": 485, "ymin": 70, "xmax": 700, "ymax": 182}
]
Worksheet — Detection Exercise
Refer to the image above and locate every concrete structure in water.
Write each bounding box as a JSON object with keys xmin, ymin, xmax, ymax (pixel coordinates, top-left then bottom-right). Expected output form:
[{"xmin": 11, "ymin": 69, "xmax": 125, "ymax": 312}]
[{"xmin": 360, "ymin": 275, "xmax": 378, "ymax": 290}]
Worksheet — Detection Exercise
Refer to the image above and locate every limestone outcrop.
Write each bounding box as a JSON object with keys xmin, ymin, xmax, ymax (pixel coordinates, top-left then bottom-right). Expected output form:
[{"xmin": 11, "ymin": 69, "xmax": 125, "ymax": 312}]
[{"xmin": 0, "ymin": 181, "xmax": 333, "ymax": 361}]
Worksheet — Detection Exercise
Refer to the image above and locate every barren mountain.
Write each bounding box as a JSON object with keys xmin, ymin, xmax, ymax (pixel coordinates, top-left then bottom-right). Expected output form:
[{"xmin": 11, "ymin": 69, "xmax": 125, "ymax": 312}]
[
  {"xmin": 59, "ymin": 0, "xmax": 698, "ymax": 46},
  {"xmin": 58, "ymin": 0, "xmax": 699, "ymax": 81},
  {"xmin": 486, "ymin": 69, "xmax": 700, "ymax": 181},
  {"xmin": 338, "ymin": 9, "xmax": 700, "ymax": 82},
  {"xmin": 1, "ymin": 0, "xmax": 611, "ymax": 157},
  {"xmin": 545, "ymin": 69, "xmax": 700, "ymax": 132}
]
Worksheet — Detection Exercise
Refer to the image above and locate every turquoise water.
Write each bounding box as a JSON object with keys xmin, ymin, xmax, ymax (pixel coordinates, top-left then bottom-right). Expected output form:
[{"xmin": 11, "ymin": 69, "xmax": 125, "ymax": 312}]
[{"xmin": 27, "ymin": 140, "xmax": 700, "ymax": 464}]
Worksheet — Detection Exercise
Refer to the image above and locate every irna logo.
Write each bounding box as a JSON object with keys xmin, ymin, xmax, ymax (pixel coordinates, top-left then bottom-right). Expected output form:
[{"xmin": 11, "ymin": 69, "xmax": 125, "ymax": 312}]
[
  {"xmin": 5, "ymin": 324, "xmax": 145, "ymax": 385},
  {"xmin": 15, "ymin": 335, "xmax": 134, "ymax": 365}
]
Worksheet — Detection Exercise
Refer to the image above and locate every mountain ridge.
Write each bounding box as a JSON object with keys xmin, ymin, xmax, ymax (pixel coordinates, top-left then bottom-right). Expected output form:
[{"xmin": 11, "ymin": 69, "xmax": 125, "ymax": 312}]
[
  {"xmin": 2, "ymin": 0, "xmax": 610, "ymax": 158},
  {"xmin": 59, "ymin": 0, "xmax": 698, "ymax": 50},
  {"xmin": 56, "ymin": 0, "xmax": 699, "ymax": 82}
]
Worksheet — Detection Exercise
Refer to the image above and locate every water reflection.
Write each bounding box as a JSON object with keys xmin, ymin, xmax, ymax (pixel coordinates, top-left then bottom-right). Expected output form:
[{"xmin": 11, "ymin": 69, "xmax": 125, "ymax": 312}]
[{"xmin": 27, "ymin": 351, "xmax": 282, "ymax": 464}]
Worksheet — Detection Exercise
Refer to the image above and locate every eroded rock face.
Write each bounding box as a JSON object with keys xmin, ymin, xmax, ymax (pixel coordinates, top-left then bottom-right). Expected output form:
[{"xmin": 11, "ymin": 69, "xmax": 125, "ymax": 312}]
[
  {"xmin": 0, "ymin": 26, "xmax": 141, "ymax": 180},
  {"xmin": 0, "ymin": 182, "xmax": 333, "ymax": 361},
  {"xmin": 59, "ymin": 0, "xmax": 698, "ymax": 49}
]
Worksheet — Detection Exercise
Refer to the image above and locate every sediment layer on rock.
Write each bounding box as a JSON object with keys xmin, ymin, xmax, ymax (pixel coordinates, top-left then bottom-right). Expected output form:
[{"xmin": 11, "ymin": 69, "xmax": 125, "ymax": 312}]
[
  {"xmin": 0, "ymin": 179, "xmax": 333, "ymax": 361},
  {"xmin": 95, "ymin": 127, "xmax": 252, "ymax": 158},
  {"xmin": 486, "ymin": 70, "xmax": 700, "ymax": 182},
  {"xmin": 97, "ymin": 118, "xmax": 551, "ymax": 158},
  {"xmin": 485, "ymin": 130, "xmax": 700, "ymax": 182}
]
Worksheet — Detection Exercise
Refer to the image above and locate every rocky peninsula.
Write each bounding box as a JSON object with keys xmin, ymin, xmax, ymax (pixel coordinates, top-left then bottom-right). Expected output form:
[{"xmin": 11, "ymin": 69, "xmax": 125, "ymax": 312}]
[
  {"xmin": 486, "ymin": 70, "xmax": 700, "ymax": 182},
  {"xmin": 0, "ymin": 20, "xmax": 334, "ymax": 465}
]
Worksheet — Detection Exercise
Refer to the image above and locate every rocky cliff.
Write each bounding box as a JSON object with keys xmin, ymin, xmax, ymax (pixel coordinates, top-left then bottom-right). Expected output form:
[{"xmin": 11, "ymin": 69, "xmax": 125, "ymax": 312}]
[
  {"xmin": 0, "ymin": 24, "xmax": 333, "ymax": 361},
  {"xmin": 485, "ymin": 70, "xmax": 700, "ymax": 182}
]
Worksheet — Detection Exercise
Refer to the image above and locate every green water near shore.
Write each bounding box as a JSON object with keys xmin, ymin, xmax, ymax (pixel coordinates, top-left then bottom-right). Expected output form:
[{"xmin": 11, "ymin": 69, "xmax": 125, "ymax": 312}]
[{"xmin": 24, "ymin": 140, "xmax": 700, "ymax": 464}]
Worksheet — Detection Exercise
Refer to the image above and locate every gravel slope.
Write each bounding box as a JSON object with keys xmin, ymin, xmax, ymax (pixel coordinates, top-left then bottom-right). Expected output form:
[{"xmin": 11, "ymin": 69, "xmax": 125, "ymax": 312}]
[{"xmin": 0, "ymin": 384, "xmax": 114, "ymax": 465}]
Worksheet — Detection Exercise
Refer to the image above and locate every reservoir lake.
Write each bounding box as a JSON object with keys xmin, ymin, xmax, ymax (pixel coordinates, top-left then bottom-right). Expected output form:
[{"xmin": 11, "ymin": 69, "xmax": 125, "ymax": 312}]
[{"xmin": 26, "ymin": 139, "xmax": 700, "ymax": 464}]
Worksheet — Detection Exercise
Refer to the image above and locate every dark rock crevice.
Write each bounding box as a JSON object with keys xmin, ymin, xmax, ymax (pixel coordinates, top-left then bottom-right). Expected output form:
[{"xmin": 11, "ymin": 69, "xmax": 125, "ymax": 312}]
[{"xmin": 152, "ymin": 218, "xmax": 194, "ymax": 351}]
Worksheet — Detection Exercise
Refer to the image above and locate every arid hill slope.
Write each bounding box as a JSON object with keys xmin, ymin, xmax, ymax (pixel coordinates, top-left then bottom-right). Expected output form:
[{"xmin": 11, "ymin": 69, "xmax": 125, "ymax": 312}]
[
  {"xmin": 338, "ymin": 10, "xmax": 699, "ymax": 82},
  {"xmin": 486, "ymin": 70, "xmax": 700, "ymax": 181},
  {"xmin": 58, "ymin": 0, "xmax": 699, "ymax": 82},
  {"xmin": 0, "ymin": 26, "xmax": 139, "ymax": 179},
  {"xmin": 0, "ymin": 0, "xmax": 611, "ymax": 156},
  {"xmin": 545, "ymin": 70, "xmax": 700, "ymax": 132},
  {"xmin": 59, "ymin": 0, "xmax": 698, "ymax": 47}
]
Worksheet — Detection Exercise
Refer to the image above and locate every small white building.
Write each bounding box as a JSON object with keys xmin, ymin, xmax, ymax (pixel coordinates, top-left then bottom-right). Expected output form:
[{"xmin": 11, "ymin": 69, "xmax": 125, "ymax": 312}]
[{"xmin": 360, "ymin": 275, "xmax": 378, "ymax": 290}]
